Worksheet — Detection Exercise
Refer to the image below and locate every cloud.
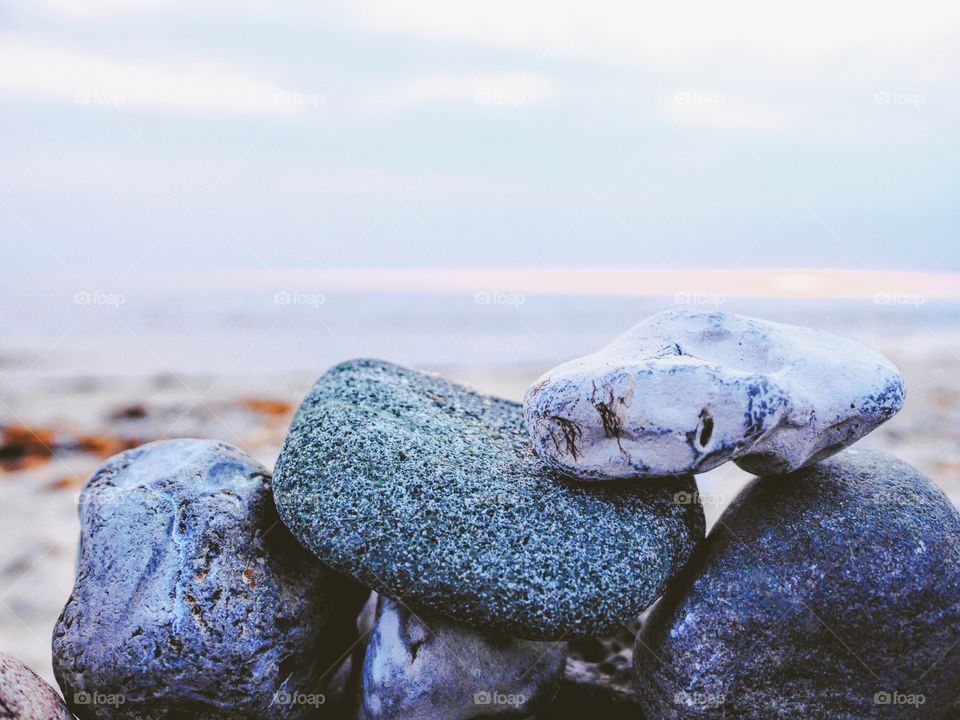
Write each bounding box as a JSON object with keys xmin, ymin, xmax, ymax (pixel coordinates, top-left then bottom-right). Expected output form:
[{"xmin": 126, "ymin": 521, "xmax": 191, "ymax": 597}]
[
  {"xmin": 350, "ymin": 0, "xmax": 960, "ymax": 64},
  {"xmin": 0, "ymin": 34, "xmax": 301, "ymax": 117},
  {"xmin": 6, "ymin": 0, "xmax": 211, "ymax": 18},
  {"xmin": 360, "ymin": 72, "xmax": 559, "ymax": 117},
  {"xmin": 664, "ymin": 90, "xmax": 790, "ymax": 132}
]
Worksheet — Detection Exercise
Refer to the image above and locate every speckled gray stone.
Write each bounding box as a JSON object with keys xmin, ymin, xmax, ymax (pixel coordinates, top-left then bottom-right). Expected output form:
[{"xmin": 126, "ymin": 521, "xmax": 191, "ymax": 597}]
[
  {"xmin": 53, "ymin": 439, "xmax": 367, "ymax": 720},
  {"xmin": 634, "ymin": 448, "xmax": 960, "ymax": 719},
  {"xmin": 358, "ymin": 597, "xmax": 566, "ymax": 719},
  {"xmin": 273, "ymin": 359, "xmax": 704, "ymax": 640},
  {"xmin": 524, "ymin": 311, "xmax": 905, "ymax": 479},
  {"xmin": 0, "ymin": 652, "xmax": 72, "ymax": 720}
]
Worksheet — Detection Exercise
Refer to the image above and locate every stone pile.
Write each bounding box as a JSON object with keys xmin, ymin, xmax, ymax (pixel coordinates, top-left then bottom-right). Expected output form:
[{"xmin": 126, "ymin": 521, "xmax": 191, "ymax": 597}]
[{"xmin": 3, "ymin": 311, "xmax": 957, "ymax": 720}]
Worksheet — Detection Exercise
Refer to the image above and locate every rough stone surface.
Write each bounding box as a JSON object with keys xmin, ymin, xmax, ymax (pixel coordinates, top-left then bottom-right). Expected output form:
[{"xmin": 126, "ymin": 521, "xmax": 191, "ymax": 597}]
[
  {"xmin": 53, "ymin": 439, "xmax": 367, "ymax": 720},
  {"xmin": 524, "ymin": 310, "xmax": 905, "ymax": 479},
  {"xmin": 944, "ymin": 699, "xmax": 960, "ymax": 719},
  {"xmin": 274, "ymin": 359, "xmax": 704, "ymax": 640},
  {"xmin": 0, "ymin": 652, "xmax": 72, "ymax": 720},
  {"xmin": 634, "ymin": 448, "xmax": 960, "ymax": 719},
  {"xmin": 358, "ymin": 597, "xmax": 566, "ymax": 719}
]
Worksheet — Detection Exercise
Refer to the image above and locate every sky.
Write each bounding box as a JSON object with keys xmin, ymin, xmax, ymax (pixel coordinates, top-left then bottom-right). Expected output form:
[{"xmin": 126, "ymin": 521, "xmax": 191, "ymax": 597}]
[{"xmin": 2, "ymin": 0, "xmax": 960, "ymax": 284}]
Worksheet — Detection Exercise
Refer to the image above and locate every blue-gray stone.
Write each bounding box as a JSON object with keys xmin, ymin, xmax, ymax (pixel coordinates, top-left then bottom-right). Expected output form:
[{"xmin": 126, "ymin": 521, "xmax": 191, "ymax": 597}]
[
  {"xmin": 273, "ymin": 359, "xmax": 704, "ymax": 640},
  {"xmin": 634, "ymin": 447, "xmax": 960, "ymax": 719},
  {"xmin": 52, "ymin": 439, "xmax": 367, "ymax": 720},
  {"xmin": 358, "ymin": 596, "xmax": 566, "ymax": 719}
]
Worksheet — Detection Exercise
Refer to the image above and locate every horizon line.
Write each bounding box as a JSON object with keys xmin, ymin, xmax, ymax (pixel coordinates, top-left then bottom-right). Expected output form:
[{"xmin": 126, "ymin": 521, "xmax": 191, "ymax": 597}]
[{"xmin": 7, "ymin": 266, "xmax": 960, "ymax": 300}]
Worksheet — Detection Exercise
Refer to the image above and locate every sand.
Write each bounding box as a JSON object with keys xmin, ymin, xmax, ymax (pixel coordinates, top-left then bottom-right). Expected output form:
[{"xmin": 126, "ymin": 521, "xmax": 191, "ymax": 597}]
[{"xmin": 1, "ymin": 341, "xmax": 958, "ymax": 689}]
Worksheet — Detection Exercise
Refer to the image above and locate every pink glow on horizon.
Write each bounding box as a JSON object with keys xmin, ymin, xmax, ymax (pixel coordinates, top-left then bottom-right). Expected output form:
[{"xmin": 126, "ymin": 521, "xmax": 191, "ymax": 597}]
[{"xmin": 221, "ymin": 267, "xmax": 960, "ymax": 299}]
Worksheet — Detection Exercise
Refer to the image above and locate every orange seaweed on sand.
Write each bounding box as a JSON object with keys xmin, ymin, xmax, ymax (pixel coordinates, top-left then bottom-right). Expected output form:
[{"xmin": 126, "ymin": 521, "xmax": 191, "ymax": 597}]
[
  {"xmin": 75, "ymin": 434, "xmax": 141, "ymax": 458},
  {"xmin": 0, "ymin": 424, "xmax": 57, "ymax": 470},
  {"xmin": 240, "ymin": 398, "xmax": 293, "ymax": 416}
]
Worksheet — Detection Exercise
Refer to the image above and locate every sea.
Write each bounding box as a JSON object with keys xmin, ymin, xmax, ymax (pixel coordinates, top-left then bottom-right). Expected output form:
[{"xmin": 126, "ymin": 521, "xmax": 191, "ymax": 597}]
[{"xmin": 3, "ymin": 285, "xmax": 960, "ymax": 380}]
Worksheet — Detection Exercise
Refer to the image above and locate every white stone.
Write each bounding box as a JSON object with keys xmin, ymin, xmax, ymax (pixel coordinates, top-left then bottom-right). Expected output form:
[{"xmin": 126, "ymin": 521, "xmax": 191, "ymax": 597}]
[
  {"xmin": 523, "ymin": 310, "xmax": 905, "ymax": 479},
  {"xmin": 358, "ymin": 597, "xmax": 566, "ymax": 719}
]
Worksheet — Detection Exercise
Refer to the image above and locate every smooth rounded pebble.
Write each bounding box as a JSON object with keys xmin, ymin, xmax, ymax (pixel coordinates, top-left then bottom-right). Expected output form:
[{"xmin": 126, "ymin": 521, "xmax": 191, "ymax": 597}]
[
  {"xmin": 0, "ymin": 652, "xmax": 73, "ymax": 720},
  {"xmin": 524, "ymin": 310, "xmax": 904, "ymax": 479},
  {"xmin": 273, "ymin": 359, "xmax": 705, "ymax": 640},
  {"xmin": 358, "ymin": 597, "xmax": 566, "ymax": 719},
  {"xmin": 633, "ymin": 447, "xmax": 960, "ymax": 719},
  {"xmin": 53, "ymin": 439, "xmax": 367, "ymax": 720}
]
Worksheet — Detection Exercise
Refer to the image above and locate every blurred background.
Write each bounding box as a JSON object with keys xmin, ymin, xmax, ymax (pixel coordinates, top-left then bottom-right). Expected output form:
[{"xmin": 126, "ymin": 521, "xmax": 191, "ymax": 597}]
[{"xmin": 2, "ymin": 0, "xmax": 960, "ymax": 685}]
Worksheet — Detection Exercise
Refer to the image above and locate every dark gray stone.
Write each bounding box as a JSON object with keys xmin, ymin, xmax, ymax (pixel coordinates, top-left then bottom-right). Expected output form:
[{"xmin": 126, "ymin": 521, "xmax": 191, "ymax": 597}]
[
  {"xmin": 634, "ymin": 447, "xmax": 960, "ymax": 719},
  {"xmin": 943, "ymin": 698, "xmax": 960, "ymax": 719},
  {"xmin": 273, "ymin": 359, "xmax": 704, "ymax": 640},
  {"xmin": 358, "ymin": 596, "xmax": 566, "ymax": 719},
  {"xmin": 0, "ymin": 652, "xmax": 72, "ymax": 720},
  {"xmin": 52, "ymin": 439, "xmax": 367, "ymax": 720}
]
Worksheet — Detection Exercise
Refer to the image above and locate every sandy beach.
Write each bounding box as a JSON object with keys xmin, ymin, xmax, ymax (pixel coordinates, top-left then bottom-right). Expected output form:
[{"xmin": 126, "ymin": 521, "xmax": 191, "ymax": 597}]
[
  {"xmin": 5, "ymin": 1, "xmax": 960, "ymax": 712},
  {"xmin": 2, "ymin": 298, "xmax": 959, "ymax": 690}
]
